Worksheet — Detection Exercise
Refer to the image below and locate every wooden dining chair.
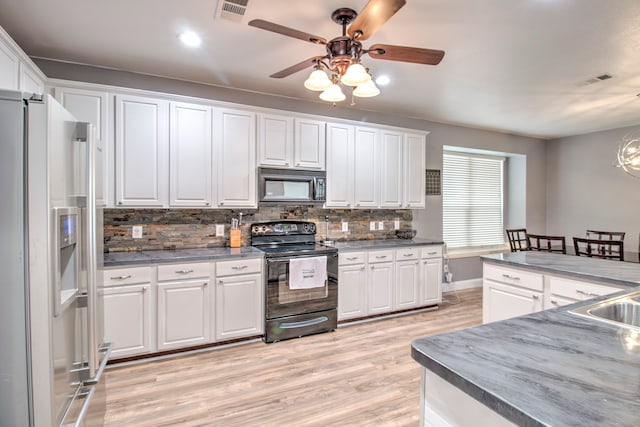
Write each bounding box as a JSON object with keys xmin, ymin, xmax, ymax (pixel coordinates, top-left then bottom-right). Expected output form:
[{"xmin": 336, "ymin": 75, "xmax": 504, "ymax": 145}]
[
  {"xmin": 586, "ymin": 230, "xmax": 625, "ymax": 241},
  {"xmin": 573, "ymin": 237, "xmax": 624, "ymax": 261},
  {"xmin": 526, "ymin": 234, "xmax": 567, "ymax": 254},
  {"xmin": 506, "ymin": 228, "xmax": 527, "ymax": 252}
]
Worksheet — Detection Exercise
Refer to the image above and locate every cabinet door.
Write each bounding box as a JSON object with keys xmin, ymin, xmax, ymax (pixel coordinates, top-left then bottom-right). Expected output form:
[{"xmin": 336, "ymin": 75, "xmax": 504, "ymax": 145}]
[
  {"xmin": 353, "ymin": 126, "xmax": 379, "ymax": 208},
  {"xmin": 157, "ymin": 280, "xmax": 210, "ymax": 350},
  {"xmin": 325, "ymin": 122, "xmax": 354, "ymax": 208},
  {"xmin": 103, "ymin": 284, "xmax": 152, "ymax": 358},
  {"xmin": 294, "ymin": 118, "xmax": 325, "ymax": 170},
  {"xmin": 482, "ymin": 280, "xmax": 543, "ymax": 324},
  {"xmin": 404, "ymin": 132, "xmax": 426, "ymax": 208},
  {"xmin": 115, "ymin": 94, "xmax": 169, "ymax": 206},
  {"xmin": 55, "ymin": 87, "xmax": 110, "ymax": 206},
  {"xmin": 169, "ymin": 102, "xmax": 213, "ymax": 207},
  {"xmin": 421, "ymin": 257, "xmax": 443, "ymax": 305},
  {"xmin": 395, "ymin": 260, "xmax": 420, "ymax": 309},
  {"xmin": 215, "ymin": 108, "xmax": 256, "ymax": 207},
  {"xmin": 19, "ymin": 63, "xmax": 44, "ymax": 94},
  {"xmin": 257, "ymin": 113, "xmax": 293, "ymax": 167},
  {"xmin": 368, "ymin": 262, "xmax": 394, "ymax": 314},
  {"xmin": 379, "ymin": 129, "xmax": 403, "ymax": 208},
  {"xmin": 216, "ymin": 273, "xmax": 263, "ymax": 341},
  {"xmin": 0, "ymin": 40, "xmax": 19, "ymax": 90},
  {"xmin": 338, "ymin": 264, "xmax": 367, "ymax": 320}
]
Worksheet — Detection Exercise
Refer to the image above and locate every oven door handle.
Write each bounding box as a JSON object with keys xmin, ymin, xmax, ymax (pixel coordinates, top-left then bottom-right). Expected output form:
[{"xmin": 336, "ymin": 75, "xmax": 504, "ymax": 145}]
[{"xmin": 279, "ymin": 316, "xmax": 330, "ymax": 329}]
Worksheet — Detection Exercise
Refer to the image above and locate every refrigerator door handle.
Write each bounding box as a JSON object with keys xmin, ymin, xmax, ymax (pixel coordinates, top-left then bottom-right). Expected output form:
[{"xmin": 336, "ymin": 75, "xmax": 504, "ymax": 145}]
[
  {"xmin": 84, "ymin": 342, "xmax": 112, "ymax": 385},
  {"xmin": 61, "ymin": 385, "xmax": 96, "ymax": 427}
]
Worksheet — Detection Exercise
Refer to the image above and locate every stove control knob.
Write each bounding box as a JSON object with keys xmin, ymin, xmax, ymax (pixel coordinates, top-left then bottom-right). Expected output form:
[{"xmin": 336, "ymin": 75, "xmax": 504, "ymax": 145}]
[{"xmin": 308, "ymin": 223, "xmax": 316, "ymax": 233}]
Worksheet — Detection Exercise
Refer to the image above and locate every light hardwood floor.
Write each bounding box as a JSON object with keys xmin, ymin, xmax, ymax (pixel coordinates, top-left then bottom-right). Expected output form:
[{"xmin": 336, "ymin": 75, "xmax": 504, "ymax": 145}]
[{"xmin": 102, "ymin": 288, "xmax": 482, "ymax": 427}]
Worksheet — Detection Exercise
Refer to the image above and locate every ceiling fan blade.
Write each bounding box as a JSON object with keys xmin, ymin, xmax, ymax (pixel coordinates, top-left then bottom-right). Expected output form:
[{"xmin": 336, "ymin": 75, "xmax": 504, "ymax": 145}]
[
  {"xmin": 368, "ymin": 44, "xmax": 445, "ymax": 65},
  {"xmin": 270, "ymin": 56, "xmax": 325, "ymax": 78},
  {"xmin": 348, "ymin": 0, "xmax": 407, "ymax": 41},
  {"xmin": 248, "ymin": 19, "xmax": 327, "ymax": 45}
]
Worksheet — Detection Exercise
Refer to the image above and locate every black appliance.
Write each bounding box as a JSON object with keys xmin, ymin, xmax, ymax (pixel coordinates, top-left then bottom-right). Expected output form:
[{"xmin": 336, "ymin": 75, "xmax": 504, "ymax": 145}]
[{"xmin": 251, "ymin": 221, "xmax": 338, "ymax": 343}]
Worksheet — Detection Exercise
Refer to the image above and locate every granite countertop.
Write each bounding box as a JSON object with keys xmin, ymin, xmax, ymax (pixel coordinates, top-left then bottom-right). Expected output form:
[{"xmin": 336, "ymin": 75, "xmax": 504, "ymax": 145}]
[
  {"xmin": 411, "ymin": 253, "xmax": 640, "ymax": 427},
  {"xmin": 483, "ymin": 252, "xmax": 640, "ymax": 288},
  {"xmin": 104, "ymin": 246, "xmax": 263, "ymax": 267},
  {"xmin": 329, "ymin": 238, "xmax": 443, "ymax": 251}
]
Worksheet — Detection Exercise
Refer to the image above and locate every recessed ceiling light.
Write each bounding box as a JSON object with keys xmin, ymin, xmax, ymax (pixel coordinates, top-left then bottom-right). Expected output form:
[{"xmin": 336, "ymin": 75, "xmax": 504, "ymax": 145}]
[
  {"xmin": 179, "ymin": 31, "xmax": 201, "ymax": 47},
  {"xmin": 375, "ymin": 75, "xmax": 391, "ymax": 86}
]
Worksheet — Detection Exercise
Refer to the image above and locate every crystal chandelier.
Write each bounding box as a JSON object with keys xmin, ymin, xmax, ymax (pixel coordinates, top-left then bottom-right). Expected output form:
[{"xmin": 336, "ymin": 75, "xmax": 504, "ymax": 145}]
[{"xmin": 617, "ymin": 129, "xmax": 640, "ymax": 177}]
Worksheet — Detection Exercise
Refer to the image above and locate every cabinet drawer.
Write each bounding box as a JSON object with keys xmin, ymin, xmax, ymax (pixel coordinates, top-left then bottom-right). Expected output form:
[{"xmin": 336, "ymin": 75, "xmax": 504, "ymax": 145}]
[
  {"xmin": 421, "ymin": 246, "xmax": 443, "ymax": 259},
  {"xmin": 548, "ymin": 276, "xmax": 620, "ymax": 300},
  {"xmin": 368, "ymin": 250, "xmax": 394, "ymax": 263},
  {"xmin": 483, "ymin": 263, "xmax": 543, "ymax": 292},
  {"xmin": 217, "ymin": 257, "xmax": 262, "ymax": 277},
  {"xmin": 158, "ymin": 262, "xmax": 211, "ymax": 281},
  {"xmin": 396, "ymin": 247, "xmax": 419, "ymax": 261},
  {"xmin": 104, "ymin": 266, "xmax": 153, "ymax": 286},
  {"xmin": 339, "ymin": 251, "xmax": 366, "ymax": 265}
]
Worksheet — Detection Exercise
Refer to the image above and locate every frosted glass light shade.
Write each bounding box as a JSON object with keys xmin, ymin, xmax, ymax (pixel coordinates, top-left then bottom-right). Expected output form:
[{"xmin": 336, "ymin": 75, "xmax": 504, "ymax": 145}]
[
  {"xmin": 617, "ymin": 130, "xmax": 640, "ymax": 177},
  {"xmin": 304, "ymin": 69, "xmax": 332, "ymax": 91},
  {"xmin": 319, "ymin": 83, "xmax": 346, "ymax": 102},
  {"xmin": 353, "ymin": 80, "xmax": 380, "ymax": 98},
  {"xmin": 341, "ymin": 63, "xmax": 371, "ymax": 87}
]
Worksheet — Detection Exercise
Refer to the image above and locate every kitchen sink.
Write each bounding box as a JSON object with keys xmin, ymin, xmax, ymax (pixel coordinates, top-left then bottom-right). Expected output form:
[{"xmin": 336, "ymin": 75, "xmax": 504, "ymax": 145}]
[{"xmin": 570, "ymin": 290, "xmax": 640, "ymax": 330}]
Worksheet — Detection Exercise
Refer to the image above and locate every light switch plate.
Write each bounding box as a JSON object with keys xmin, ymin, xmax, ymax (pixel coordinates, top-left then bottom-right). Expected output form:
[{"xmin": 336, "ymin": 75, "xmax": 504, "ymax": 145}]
[
  {"xmin": 341, "ymin": 221, "xmax": 348, "ymax": 232},
  {"xmin": 215, "ymin": 224, "xmax": 225, "ymax": 237},
  {"xmin": 132, "ymin": 226, "xmax": 143, "ymax": 239},
  {"xmin": 378, "ymin": 221, "xmax": 384, "ymax": 230},
  {"xmin": 370, "ymin": 221, "xmax": 376, "ymax": 231}
]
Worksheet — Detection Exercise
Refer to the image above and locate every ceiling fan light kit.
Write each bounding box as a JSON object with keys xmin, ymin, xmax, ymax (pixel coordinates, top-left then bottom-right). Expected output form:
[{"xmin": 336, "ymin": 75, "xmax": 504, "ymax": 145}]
[{"xmin": 248, "ymin": 0, "xmax": 444, "ymax": 105}]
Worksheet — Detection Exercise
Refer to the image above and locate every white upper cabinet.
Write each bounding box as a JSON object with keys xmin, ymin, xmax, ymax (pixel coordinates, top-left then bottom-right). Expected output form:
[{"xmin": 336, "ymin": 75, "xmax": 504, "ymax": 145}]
[
  {"xmin": 353, "ymin": 126, "xmax": 379, "ymax": 208},
  {"xmin": 115, "ymin": 94, "xmax": 169, "ymax": 207},
  {"xmin": 379, "ymin": 129, "xmax": 403, "ymax": 208},
  {"xmin": 257, "ymin": 113, "xmax": 293, "ymax": 167},
  {"xmin": 258, "ymin": 114, "xmax": 325, "ymax": 170},
  {"xmin": 214, "ymin": 107, "xmax": 256, "ymax": 208},
  {"xmin": 325, "ymin": 122, "xmax": 354, "ymax": 208},
  {"xmin": 404, "ymin": 132, "xmax": 427, "ymax": 208},
  {"xmin": 55, "ymin": 87, "xmax": 111, "ymax": 206},
  {"xmin": 169, "ymin": 102, "xmax": 213, "ymax": 207},
  {"xmin": 0, "ymin": 38, "xmax": 19, "ymax": 90},
  {"xmin": 19, "ymin": 62, "xmax": 44, "ymax": 94},
  {"xmin": 294, "ymin": 118, "xmax": 326, "ymax": 169}
]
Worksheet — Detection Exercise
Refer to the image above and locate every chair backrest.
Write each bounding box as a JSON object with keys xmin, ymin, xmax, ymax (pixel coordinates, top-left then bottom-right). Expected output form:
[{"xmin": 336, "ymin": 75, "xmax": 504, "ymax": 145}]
[
  {"xmin": 526, "ymin": 234, "xmax": 567, "ymax": 254},
  {"xmin": 573, "ymin": 237, "xmax": 624, "ymax": 261},
  {"xmin": 506, "ymin": 228, "xmax": 527, "ymax": 252},
  {"xmin": 586, "ymin": 230, "xmax": 625, "ymax": 241}
]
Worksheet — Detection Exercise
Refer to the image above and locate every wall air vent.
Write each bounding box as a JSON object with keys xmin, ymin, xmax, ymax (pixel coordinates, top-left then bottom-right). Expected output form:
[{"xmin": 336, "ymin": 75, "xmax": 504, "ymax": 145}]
[{"xmin": 216, "ymin": 0, "xmax": 249, "ymax": 22}]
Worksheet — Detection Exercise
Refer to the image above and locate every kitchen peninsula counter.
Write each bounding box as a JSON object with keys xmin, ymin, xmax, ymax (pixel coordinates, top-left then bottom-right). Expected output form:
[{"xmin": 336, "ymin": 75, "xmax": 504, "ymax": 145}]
[
  {"xmin": 411, "ymin": 252, "xmax": 640, "ymax": 427},
  {"xmin": 104, "ymin": 246, "xmax": 263, "ymax": 267}
]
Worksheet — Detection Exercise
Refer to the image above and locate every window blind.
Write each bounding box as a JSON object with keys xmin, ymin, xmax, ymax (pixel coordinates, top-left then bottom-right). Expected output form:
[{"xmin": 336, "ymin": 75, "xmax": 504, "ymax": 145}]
[{"xmin": 443, "ymin": 152, "xmax": 505, "ymax": 249}]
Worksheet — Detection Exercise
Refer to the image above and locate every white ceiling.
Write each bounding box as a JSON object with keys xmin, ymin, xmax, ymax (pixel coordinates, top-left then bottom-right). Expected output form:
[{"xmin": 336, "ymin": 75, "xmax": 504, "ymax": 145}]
[{"xmin": 1, "ymin": 0, "xmax": 639, "ymax": 139}]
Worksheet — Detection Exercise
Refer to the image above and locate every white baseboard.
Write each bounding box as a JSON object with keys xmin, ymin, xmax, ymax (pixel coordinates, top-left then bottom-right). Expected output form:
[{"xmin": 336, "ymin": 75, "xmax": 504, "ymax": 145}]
[{"xmin": 442, "ymin": 278, "xmax": 482, "ymax": 292}]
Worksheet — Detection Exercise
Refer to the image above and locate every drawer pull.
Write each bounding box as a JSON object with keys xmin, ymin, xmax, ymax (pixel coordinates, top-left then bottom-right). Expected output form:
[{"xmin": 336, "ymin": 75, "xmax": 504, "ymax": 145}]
[
  {"xmin": 142, "ymin": 285, "xmax": 149, "ymax": 291},
  {"xmin": 550, "ymin": 299, "xmax": 559, "ymax": 305},
  {"xmin": 532, "ymin": 294, "xmax": 540, "ymax": 300},
  {"xmin": 403, "ymin": 253, "xmax": 415, "ymax": 257},
  {"xmin": 375, "ymin": 255, "xmax": 387, "ymax": 259},
  {"xmin": 576, "ymin": 289, "xmax": 600, "ymax": 297},
  {"xmin": 175, "ymin": 269, "xmax": 194, "ymax": 274},
  {"xmin": 232, "ymin": 265, "xmax": 248, "ymax": 270},
  {"xmin": 427, "ymin": 251, "xmax": 437, "ymax": 255},
  {"xmin": 502, "ymin": 274, "xmax": 520, "ymax": 281},
  {"xmin": 110, "ymin": 275, "xmax": 131, "ymax": 280},
  {"xmin": 346, "ymin": 256, "xmax": 359, "ymax": 261}
]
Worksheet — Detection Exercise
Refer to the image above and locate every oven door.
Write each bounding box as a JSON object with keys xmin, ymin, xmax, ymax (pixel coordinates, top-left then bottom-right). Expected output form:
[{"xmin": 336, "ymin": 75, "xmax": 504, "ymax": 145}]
[{"xmin": 265, "ymin": 252, "xmax": 338, "ymax": 320}]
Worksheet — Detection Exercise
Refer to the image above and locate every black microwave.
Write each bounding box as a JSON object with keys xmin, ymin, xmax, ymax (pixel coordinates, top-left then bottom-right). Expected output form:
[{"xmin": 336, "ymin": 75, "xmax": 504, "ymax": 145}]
[{"xmin": 258, "ymin": 167, "xmax": 326, "ymax": 205}]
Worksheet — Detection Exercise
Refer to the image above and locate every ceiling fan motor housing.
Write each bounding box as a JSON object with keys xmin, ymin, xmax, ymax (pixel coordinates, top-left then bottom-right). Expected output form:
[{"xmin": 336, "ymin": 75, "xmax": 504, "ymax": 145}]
[{"xmin": 327, "ymin": 37, "xmax": 363, "ymax": 75}]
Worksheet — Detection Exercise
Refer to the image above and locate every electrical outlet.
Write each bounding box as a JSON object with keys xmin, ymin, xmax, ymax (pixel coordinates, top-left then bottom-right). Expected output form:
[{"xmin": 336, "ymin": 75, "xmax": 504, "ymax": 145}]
[
  {"xmin": 394, "ymin": 218, "xmax": 400, "ymax": 230},
  {"xmin": 370, "ymin": 221, "xmax": 376, "ymax": 231},
  {"xmin": 378, "ymin": 221, "xmax": 384, "ymax": 230},
  {"xmin": 132, "ymin": 226, "xmax": 143, "ymax": 239},
  {"xmin": 215, "ymin": 224, "xmax": 225, "ymax": 237},
  {"xmin": 341, "ymin": 221, "xmax": 348, "ymax": 232},
  {"xmin": 443, "ymin": 264, "xmax": 449, "ymax": 273}
]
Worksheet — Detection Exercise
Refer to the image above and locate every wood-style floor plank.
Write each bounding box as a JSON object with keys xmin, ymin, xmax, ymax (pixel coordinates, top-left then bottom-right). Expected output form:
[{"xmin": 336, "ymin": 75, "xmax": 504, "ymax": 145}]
[{"xmin": 103, "ymin": 288, "xmax": 482, "ymax": 426}]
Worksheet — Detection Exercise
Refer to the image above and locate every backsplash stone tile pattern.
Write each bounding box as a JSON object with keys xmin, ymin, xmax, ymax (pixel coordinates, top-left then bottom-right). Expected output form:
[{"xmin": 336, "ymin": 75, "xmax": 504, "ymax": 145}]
[{"xmin": 104, "ymin": 207, "xmax": 413, "ymax": 252}]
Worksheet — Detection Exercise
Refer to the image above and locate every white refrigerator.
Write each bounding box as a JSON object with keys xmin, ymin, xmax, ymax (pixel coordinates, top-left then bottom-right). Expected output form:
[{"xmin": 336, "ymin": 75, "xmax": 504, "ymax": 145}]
[{"xmin": 0, "ymin": 90, "xmax": 111, "ymax": 426}]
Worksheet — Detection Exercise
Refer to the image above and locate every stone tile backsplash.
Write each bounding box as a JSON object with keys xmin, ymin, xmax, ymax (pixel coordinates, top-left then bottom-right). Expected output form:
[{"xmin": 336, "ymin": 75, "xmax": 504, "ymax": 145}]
[{"xmin": 104, "ymin": 206, "xmax": 413, "ymax": 252}]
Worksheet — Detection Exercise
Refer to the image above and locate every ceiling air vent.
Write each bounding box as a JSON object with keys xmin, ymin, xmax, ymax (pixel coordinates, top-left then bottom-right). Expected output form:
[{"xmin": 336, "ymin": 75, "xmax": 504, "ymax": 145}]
[
  {"xmin": 216, "ymin": 0, "xmax": 249, "ymax": 22},
  {"xmin": 576, "ymin": 72, "xmax": 613, "ymax": 87}
]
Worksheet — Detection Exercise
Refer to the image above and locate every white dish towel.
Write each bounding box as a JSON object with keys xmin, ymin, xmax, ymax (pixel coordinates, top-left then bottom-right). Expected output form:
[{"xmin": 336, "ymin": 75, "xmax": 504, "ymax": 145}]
[{"xmin": 289, "ymin": 256, "xmax": 327, "ymax": 289}]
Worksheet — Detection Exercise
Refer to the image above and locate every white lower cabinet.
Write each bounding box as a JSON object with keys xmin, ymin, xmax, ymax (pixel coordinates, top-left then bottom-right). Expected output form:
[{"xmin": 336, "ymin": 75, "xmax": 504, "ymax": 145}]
[
  {"xmin": 545, "ymin": 275, "xmax": 619, "ymax": 309},
  {"xmin": 215, "ymin": 257, "xmax": 263, "ymax": 341},
  {"xmin": 367, "ymin": 250, "xmax": 395, "ymax": 314},
  {"xmin": 421, "ymin": 246, "xmax": 443, "ymax": 305},
  {"xmin": 395, "ymin": 248, "xmax": 420, "ymax": 310},
  {"xmin": 157, "ymin": 263, "xmax": 212, "ymax": 350},
  {"xmin": 102, "ymin": 266, "xmax": 154, "ymax": 358},
  {"xmin": 338, "ymin": 252, "xmax": 367, "ymax": 320}
]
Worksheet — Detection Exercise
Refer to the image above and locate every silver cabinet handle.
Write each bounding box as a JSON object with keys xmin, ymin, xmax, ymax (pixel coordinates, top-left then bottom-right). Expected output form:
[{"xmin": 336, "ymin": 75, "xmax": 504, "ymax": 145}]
[
  {"xmin": 232, "ymin": 265, "xmax": 248, "ymax": 270},
  {"xmin": 346, "ymin": 256, "xmax": 358, "ymax": 261},
  {"xmin": 110, "ymin": 274, "xmax": 131, "ymax": 280},
  {"xmin": 576, "ymin": 289, "xmax": 600, "ymax": 297},
  {"xmin": 175, "ymin": 269, "xmax": 194, "ymax": 274},
  {"xmin": 375, "ymin": 255, "xmax": 387, "ymax": 259},
  {"xmin": 403, "ymin": 253, "xmax": 414, "ymax": 257},
  {"xmin": 502, "ymin": 274, "xmax": 520, "ymax": 281},
  {"xmin": 427, "ymin": 251, "xmax": 437, "ymax": 255}
]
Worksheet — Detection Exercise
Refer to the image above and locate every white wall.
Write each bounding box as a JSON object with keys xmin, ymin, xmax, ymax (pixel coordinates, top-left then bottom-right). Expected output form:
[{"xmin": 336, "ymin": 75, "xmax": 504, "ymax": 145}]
[{"xmin": 547, "ymin": 124, "xmax": 640, "ymax": 252}]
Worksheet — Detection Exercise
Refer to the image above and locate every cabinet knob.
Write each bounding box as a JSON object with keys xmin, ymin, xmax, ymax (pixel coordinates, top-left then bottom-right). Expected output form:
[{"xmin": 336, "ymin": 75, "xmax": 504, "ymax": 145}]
[
  {"xmin": 206, "ymin": 202, "xmax": 210, "ymax": 206},
  {"xmin": 532, "ymin": 294, "xmax": 540, "ymax": 300},
  {"xmin": 551, "ymin": 299, "xmax": 559, "ymax": 305},
  {"xmin": 117, "ymin": 201, "xmax": 123, "ymax": 205}
]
